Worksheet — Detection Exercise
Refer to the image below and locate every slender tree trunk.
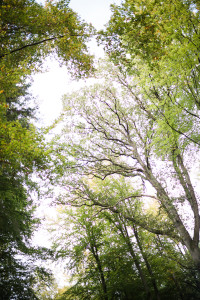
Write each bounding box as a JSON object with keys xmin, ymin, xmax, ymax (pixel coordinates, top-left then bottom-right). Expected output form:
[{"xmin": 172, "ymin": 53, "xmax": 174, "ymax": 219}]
[
  {"xmin": 171, "ymin": 273, "xmax": 185, "ymax": 300},
  {"xmin": 92, "ymin": 245, "xmax": 108, "ymax": 300},
  {"xmin": 172, "ymin": 152, "xmax": 200, "ymax": 246},
  {"xmin": 133, "ymin": 224, "xmax": 161, "ymax": 300},
  {"xmin": 89, "ymin": 234, "xmax": 108, "ymax": 300},
  {"xmin": 118, "ymin": 219, "xmax": 152, "ymax": 300}
]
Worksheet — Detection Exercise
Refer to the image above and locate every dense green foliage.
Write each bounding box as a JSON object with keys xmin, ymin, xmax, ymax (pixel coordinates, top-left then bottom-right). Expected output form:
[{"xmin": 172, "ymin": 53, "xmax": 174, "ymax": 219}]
[
  {"xmin": 52, "ymin": 202, "xmax": 200, "ymax": 299},
  {"xmin": 0, "ymin": 82, "xmax": 50, "ymax": 299},
  {"xmin": 0, "ymin": 0, "xmax": 94, "ymax": 77},
  {"xmin": 2, "ymin": 0, "xmax": 200, "ymax": 299},
  {"xmin": 0, "ymin": 0, "xmax": 94, "ymax": 298},
  {"xmin": 49, "ymin": 1, "xmax": 200, "ymax": 299}
]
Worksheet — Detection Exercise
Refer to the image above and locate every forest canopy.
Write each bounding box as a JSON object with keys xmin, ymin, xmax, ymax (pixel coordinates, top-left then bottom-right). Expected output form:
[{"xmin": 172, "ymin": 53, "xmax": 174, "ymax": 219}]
[
  {"xmin": 1, "ymin": 0, "xmax": 200, "ymax": 299},
  {"xmin": 0, "ymin": 0, "xmax": 94, "ymax": 298}
]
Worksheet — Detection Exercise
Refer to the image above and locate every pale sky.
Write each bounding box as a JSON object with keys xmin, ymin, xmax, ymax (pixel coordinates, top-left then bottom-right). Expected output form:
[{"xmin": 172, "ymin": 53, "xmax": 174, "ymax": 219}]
[
  {"xmin": 32, "ymin": 0, "xmax": 122, "ymax": 277},
  {"xmin": 70, "ymin": 0, "xmax": 120, "ymax": 30},
  {"xmin": 32, "ymin": 0, "xmax": 121, "ymax": 126},
  {"xmin": 31, "ymin": 1, "xmax": 200, "ymax": 289}
]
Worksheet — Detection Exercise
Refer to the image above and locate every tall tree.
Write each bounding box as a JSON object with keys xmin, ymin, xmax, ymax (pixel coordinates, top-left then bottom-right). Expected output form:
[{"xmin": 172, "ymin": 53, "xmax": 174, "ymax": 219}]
[
  {"xmin": 0, "ymin": 100, "xmax": 52, "ymax": 298},
  {"xmin": 51, "ymin": 206, "xmax": 153, "ymax": 300},
  {"xmin": 0, "ymin": 0, "xmax": 95, "ymax": 296},
  {"xmin": 50, "ymin": 176, "xmax": 200, "ymax": 299},
  {"xmin": 100, "ymin": 0, "xmax": 200, "ymax": 146},
  {"xmin": 0, "ymin": 0, "xmax": 94, "ymax": 77},
  {"xmin": 53, "ymin": 60, "xmax": 200, "ymax": 271}
]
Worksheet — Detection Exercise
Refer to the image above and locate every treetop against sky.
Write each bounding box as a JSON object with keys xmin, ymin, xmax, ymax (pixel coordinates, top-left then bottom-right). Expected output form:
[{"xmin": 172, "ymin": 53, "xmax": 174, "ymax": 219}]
[{"xmin": 1, "ymin": 0, "xmax": 200, "ymax": 299}]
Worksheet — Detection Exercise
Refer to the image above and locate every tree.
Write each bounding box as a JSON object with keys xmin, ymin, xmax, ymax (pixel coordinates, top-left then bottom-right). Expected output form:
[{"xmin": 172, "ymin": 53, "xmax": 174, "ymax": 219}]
[
  {"xmin": 0, "ymin": 40, "xmax": 51, "ymax": 300},
  {"xmin": 0, "ymin": 1, "xmax": 96, "ymax": 296},
  {"xmin": 50, "ymin": 175, "xmax": 200, "ymax": 299},
  {"xmin": 102, "ymin": 0, "xmax": 200, "ymax": 91},
  {"xmin": 98, "ymin": 0, "xmax": 200, "ymax": 269},
  {"xmin": 0, "ymin": 0, "xmax": 94, "ymax": 78},
  {"xmin": 51, "ymin": 206, "xmax": 111, "ymax": 300},
  {"xmin": 53, "ymin": 60, "xmax": 200, "ymax": 273},
  {"xmin": 51, "ymin": 205, "xmax": 151, "ymax": 300},
  {"xmin": 0, "ymin": 113, "xmax": 52, "ymax": 298}
]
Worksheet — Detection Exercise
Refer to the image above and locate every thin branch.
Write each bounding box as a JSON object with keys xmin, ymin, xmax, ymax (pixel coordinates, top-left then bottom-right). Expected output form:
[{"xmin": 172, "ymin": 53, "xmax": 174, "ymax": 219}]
[{"xmin": 0, "ymin": 33, "xmax": 90, "ymax": 58}]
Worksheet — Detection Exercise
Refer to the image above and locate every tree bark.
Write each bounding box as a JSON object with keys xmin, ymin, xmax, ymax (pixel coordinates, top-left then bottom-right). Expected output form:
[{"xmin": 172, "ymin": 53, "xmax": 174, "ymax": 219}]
[
  {"xmin": 133, "ymin": 224, "xmax": 161, "ymax": 300},
  {"xmin": 89, "ymin": 231, "xmax": 108, "ymax": 300},
  {"xmin": 118, "ymin": 219, "xmax": 152, "ymax": 300},
  {"xmin": 127, "ymin": 136, "xmax": 200, "ymax": 268}
]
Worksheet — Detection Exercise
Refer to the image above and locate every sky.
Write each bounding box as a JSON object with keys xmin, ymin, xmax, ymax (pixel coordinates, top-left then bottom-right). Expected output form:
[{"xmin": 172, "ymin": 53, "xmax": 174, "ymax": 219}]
[
  {"xmin": 32, "ymin": 0, "xmax": 121, "ymax": 126},
  {"xmin": 31, "ymin": 0, "xmax": 200, "ymax": 290},
  {"xmin": 32, "ymin": 0, "xmax": 122, "ymax": 287}
]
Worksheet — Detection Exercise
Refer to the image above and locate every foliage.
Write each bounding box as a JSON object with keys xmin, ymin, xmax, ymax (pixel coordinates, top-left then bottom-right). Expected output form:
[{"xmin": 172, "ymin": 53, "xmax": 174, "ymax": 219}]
[
  {"xmin": 2, "ymin": 0, "xmax": 200, "ymax": 297},
  {"xmin": 51, "ymin": 206, "xmax": 148, "ymax": 299},
  {"xmin": 100, "ymin": 0, "xmax": 200, "ymax": 148},
  {"xmin": 0, "ymin": 85, "xmax": 51, "ymax": 298},
  {"xmin": 50, "ymin": 189, "xmax": 200, "ymax": 299},
  {"xmin": 0, "ymin": 0, "xmax": 94, "ymax": 78},
  {"xmin": 36, "ymin": 0, "xmax": 200, "ymax": 297},
  {"xmin": 0, "ymin": 0, "xmax": 97, "ymax": 297},
  {"xmin": 102, "ymin": 0, "xmax": 200, "ymax": 84},
  {"xmin": 51, "ymin": 56, "xmax": 200, "ymax": 297},
  {"xmin": 98, "ymin": 0, "xmax": 200, "ymax": 272}
]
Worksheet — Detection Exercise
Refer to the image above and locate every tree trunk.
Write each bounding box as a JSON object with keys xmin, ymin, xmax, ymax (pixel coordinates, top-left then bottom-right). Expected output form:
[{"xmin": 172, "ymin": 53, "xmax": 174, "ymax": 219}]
[
  {"xmin": 89, "ymin": 239, "xmax": 108, "ymax": 300},
  {"xmin": 119, "ymin": 219, "xmax": 152, "ymax": 300},
  {"xmin": 133, "ymin": 224, "xmax": 161, "ymax": 300},
  {"xmin": 128, "ymin": 137, "xmax": 200, "ymax": 267}
]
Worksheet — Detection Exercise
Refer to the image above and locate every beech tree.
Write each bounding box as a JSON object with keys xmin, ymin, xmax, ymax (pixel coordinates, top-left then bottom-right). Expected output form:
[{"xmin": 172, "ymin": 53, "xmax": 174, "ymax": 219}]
[
  {"xmin": 53, "ymin": 59, "xmax": 200, "ymax": 273},
  {"xmin": 97, "ymin": 0, "xmax": 200, "ymax": 268},
  {"xmin": 0, "ymin": 0, "xmax": 94, "ymax": 77},
  {"xmin": 0, "ymin": 0, "xmax": 96, "ymax": 297},
  {"xmin": 102, "ymin": 0, "xmax": 200, "ymax": 96},
  {"xmin": 51, "ymin": 206, "xmax": 156, "ymax": 299},
  {"xmin": 50, "ymin": 176, "xmax": 200, "ymax": 299}
]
